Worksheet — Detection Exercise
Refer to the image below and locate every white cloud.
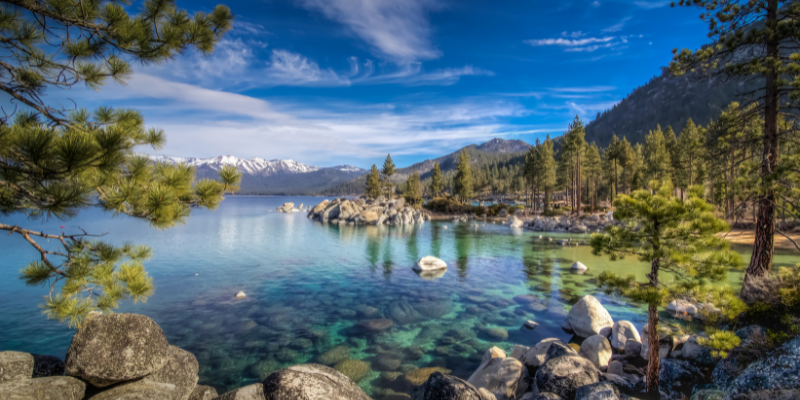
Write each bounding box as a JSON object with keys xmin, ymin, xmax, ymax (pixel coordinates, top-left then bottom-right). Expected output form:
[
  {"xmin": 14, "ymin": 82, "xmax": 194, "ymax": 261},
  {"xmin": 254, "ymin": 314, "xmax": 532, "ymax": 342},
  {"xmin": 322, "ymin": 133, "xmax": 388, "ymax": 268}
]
[
  {"xmin": 550, "ymin": 86, "xmax": 616, "ymax": 93},
  {"xmin": 299, "ymin": 0, "xmax": 444, "ymax": 63},
  {"xmin": 564, "ymin": 42, "xmax": 618, "ymax": 52},
  {"xmin": 86, "ymin": 75, "xmax": 536, "ymax": 164},
  {"xmin": 264, "ymin": 50, "xmax": 350, "ymax": 86},
  {"xmin": 602, "ymin": 17, "xmax": 631, "ymax": 32},
  {"xmin": 561, "ymin": 31, "xmax": 586, "ymax": 38},
  {"xmin": 524, "ymin": 37, "xmax": 615, "ymax": 47}
]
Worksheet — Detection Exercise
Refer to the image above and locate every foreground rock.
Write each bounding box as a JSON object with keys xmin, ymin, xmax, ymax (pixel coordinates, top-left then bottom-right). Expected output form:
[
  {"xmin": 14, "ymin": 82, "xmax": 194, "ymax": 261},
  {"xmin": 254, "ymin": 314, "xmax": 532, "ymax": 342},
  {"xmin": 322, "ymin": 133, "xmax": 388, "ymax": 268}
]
[
  {"xmin": 0, "ymin": 351, "xmax": 34, "ymax": 383},
  {"xmin": 535, "ymin": 355, "xmax": 600, "ymax": 400},
  {"xmin": 416, "ymin": 372, "xmax": 496, "ymax": 400},
  {"xmin": 216, "ymin": 383, "xmax": 265, "ymax": 400},
  {"xmin": 65, "ymin": 313, "xmax": 170, "ymax": 387},
  {"xmin": 722, "ymin": 336, "xmax": 800, "ymax": 400},
  {"xmin": 262, "ymin": 364, "xmax": 371, "ymax": 400},
  {"xmin": 566, "ymin": 295, "xmax": 614, "ymax": 338},
  {"xmin": 308, "ymin": 197, "xmax": 428, "ymax": 226},
  {"xmin": 189, "ymin": 385, "xmax": 218, "ymax": 400},
  {"xmin": 578, "ymin": 335, "xmax": 613, "ymax": 370},
  {"xmin": 610, "ymin": 321, "xmax": 640, "ymax": 351},
  {"xmin": 467, "ymin": 357, "xmax": 523, "ymax": 400},
  {"xmin": 0, "ymin": 376, "xmax": 86, "ymax": 400}
]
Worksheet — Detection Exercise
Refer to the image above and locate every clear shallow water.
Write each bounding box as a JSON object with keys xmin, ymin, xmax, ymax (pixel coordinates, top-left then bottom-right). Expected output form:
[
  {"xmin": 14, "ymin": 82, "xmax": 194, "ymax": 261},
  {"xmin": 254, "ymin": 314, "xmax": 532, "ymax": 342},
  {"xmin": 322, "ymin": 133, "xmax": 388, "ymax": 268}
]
[{"xmin": 2, "ymin": 196, "xmax": 798, "ymax": 397}]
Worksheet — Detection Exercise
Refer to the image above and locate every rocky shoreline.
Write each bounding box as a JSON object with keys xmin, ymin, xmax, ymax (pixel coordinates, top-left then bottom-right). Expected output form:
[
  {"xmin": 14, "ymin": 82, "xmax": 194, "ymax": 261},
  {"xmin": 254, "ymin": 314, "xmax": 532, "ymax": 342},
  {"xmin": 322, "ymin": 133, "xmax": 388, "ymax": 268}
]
[
  {"xmin": 2, "ymin": 301, "xmax": 796, "ymax": 400},
  {"xmin": 307, "ymin": 197, "xmax": 430, "ymax": 226}
]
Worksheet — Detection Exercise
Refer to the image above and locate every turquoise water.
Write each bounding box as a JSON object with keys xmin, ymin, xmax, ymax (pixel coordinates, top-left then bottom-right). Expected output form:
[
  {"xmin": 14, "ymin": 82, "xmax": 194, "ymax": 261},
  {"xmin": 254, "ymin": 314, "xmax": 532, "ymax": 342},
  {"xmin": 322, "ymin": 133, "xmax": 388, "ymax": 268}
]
[{"xmin": 1, "ymin": 196, "xmax": 798, "ymax": 397}]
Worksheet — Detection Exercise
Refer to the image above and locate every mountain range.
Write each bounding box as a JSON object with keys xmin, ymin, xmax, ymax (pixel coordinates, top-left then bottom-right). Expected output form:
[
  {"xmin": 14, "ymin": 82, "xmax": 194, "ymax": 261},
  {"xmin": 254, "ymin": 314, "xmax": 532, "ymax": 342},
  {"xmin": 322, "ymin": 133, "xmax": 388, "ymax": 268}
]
[{"xmin": 148, "ymin": 155, "xmax": 366, "ymax": 195}]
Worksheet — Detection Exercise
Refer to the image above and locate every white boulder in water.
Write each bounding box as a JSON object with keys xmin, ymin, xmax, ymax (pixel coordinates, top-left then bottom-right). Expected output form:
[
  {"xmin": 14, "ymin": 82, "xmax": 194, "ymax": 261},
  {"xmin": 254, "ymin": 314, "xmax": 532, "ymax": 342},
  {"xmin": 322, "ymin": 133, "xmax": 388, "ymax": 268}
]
[
  {"xmin": 235, "ymin": 291, "xmax": 246, "ymax": 299},
  {"xmin": 413, "ymin": 256, "xmax": 448, "ymax": 271},
  {"xmin": 571, "ymin": 262, "xmax": 588, "ymax": 271}
]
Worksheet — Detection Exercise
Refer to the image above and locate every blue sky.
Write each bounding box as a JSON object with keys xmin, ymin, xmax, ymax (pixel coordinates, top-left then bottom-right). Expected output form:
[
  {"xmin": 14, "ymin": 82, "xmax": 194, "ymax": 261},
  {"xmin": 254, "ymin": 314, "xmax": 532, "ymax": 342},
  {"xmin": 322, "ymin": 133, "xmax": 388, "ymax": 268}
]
[{"xmin": 63, "ymin": 0, "xmax": 710, "ymax": 168}]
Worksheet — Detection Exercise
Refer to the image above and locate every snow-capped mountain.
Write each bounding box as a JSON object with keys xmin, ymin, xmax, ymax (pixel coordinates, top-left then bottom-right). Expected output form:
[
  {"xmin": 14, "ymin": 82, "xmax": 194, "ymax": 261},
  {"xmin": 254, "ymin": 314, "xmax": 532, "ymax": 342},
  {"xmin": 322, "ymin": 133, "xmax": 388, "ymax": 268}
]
[{"xmin": 148, "ymin": 154, "xmax": 366, "ymax": 195}]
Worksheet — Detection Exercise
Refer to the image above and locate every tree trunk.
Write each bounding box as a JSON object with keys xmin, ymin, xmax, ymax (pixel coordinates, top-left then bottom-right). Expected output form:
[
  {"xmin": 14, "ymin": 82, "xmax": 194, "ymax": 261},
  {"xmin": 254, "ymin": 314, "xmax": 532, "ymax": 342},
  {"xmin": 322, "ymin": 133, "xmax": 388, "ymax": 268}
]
[
  {"xmin": 743, "ymin": 0, "xmax": 779, "ymax": 301},
  {"xmin": 613, "ymin": 159, "xmax": 618, "ymax": 199},
  {"xmin": 645, "ymin": 258, "xmax": 661, "ymax": 398},
  {"xmin": 576, "ymin": 151, "xmax": 582, "ymax": 216}
]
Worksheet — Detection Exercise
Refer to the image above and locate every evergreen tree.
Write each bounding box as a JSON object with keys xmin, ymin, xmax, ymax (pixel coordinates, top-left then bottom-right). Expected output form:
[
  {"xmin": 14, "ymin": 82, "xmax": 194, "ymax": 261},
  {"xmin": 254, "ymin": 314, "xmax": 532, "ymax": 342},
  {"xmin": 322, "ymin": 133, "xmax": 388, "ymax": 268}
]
[
  {"xmin": 664, "ymin": 126, "xmax": 681, "ymax": 188},
  {"xmin": 0, "ymin": 0, "xmax": 236, "ymax": 327},
  {"xmin": 453, "ymin": 150, "xmax": 473, "ymax": 204},
  {"xmin": 404, "ymin": 168, "xmax": 423, "ymax": 208},
  {"xmin": 671, "ymin": 0, "xmax": 800, "ymax": 299},
  {"xmin": 382, "ymin": 154, "xmax": 396, "ymax": 197},
  {"xmin": 365, "ymin": 165, "xmax": 382, "ymax": 199},
  {"xmin": 591, "ymin": 184, "xmax": 744, "ymax": 398},
  {"xmin": 583, "ymin": 143, "xmax": 603, "ymax": 213},
  {"xmin": 676, "ymin": 118, "xmax": 705, "ymax": 197},
  {"xmin": 539, "ymin": 136, "xmax": 558, "ymax": 211},
  {"xmin": 606, "ymin": 135, "xmax": 628, "ymax": 197},
  {"xmin": 643, "ymin": 125, "xmax": 673, "ymax": 188},
  {"xmin": 563, "ymin": 116, "xmax": 587, "ymax": 214},
  {"xmin": 430, "ymin": 162, "xmax": 443, "ymax": 197}
]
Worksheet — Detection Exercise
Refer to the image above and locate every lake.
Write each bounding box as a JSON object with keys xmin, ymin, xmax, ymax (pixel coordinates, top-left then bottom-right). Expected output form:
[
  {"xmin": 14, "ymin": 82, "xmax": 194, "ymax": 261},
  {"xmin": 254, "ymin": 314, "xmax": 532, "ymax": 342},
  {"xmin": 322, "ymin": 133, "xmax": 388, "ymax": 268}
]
[{"xmin": 2, "ymin": 196, "xmax": 798, "ymax": 397}]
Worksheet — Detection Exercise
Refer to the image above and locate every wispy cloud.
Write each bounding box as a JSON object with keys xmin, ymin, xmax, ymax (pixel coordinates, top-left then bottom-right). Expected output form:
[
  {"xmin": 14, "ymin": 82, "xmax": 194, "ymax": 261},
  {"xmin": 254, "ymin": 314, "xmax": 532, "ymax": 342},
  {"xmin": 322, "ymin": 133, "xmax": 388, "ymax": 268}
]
[
  {"xmin": 525, "ymin": 37, "xmax": 615, "ymax": 47},
  {"xmin": 550, "ymin": 86, "xmax": 616, "ymax": 93},
  {"xmin": 264, "ymin": 50, "xmax": 351, "ymax": 86},
  {"xmin": 84, "ymin": 75, "xmax": 543, "ymax": 164},
  {"xmin": 299, "ymin": 0, "xmax": 444, "ymax": 63},
  {"xmin": 602, "ymin": 16, "xmax": 631, "ymax": 32}
]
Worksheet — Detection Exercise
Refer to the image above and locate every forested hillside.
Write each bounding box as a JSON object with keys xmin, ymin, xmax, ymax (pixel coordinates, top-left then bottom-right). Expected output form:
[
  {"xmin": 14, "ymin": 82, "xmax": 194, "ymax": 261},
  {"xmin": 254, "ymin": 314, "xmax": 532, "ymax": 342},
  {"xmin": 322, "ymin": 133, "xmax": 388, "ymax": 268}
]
[
  {"xmin": 318, "ymin": 139, "xmax": 528, "ymax": 196},
  {"xmin": 584, "ymin": 69, "xmax": 761, "ymax": 147}
]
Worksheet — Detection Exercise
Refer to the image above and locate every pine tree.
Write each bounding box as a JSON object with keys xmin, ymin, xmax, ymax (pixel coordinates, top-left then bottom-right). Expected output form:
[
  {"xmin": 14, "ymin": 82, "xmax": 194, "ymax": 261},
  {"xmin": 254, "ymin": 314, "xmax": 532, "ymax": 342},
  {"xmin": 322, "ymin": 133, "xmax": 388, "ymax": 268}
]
[
  {"xmin": 643, "ymin": 125, "xmax": 673, "ymax": 188},
  {"xmin": 539, "ymin": 136, "xmax": 558, "ymax": 211},
  {"xmin": 591, "ymin": 184, "xmax": 744, "ymax": 398},
  {"xmin": 606, "ymin": 135, "xmax": 628, "ymax": 198},
  {"xmin": 583, "ymin": 143, "xmax": 603, "ymax": 213},
  {"xmin": 382, "ymin": 154, "xmax": 396, "ymax": 197},
  {"xmin": 405, "ymin": 168, "xmax": 423, "ymax": 208},
  {"xmin": 664, "ymin": 126, "xmax": 681, "ymax": 189},
  {"xmin": 671, "ymin": 0, "xmax": 800, "ymax": 299},
  {"xmin": 676, "ymin": 118, "xmax": 704, "ymax": 197},
  {"xmin": 430, "ymin": 162, "xmax": 443, "ymax": 197},
  {"xmin": 562, "ymin": 116, "xmax": 587, "ymax": 214},
  {"xmin": 365, "ymin": 165, "xmax": 382, "ymax": 199},
  {"xmin": 454, "ymin": 150, "xmax": 473, "ymax": 204},
  {"xmin": 0, "ymin": 0, "xmax": 236, "ymax": 327}
]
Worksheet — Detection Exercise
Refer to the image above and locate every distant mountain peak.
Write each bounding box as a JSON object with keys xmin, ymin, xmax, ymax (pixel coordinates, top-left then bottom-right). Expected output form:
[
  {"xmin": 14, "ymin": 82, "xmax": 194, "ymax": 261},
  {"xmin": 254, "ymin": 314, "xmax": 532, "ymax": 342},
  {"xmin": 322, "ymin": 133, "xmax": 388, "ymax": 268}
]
[{"xmin": 476, "ymin": 138, "xmax": 530, "ymax": 153}]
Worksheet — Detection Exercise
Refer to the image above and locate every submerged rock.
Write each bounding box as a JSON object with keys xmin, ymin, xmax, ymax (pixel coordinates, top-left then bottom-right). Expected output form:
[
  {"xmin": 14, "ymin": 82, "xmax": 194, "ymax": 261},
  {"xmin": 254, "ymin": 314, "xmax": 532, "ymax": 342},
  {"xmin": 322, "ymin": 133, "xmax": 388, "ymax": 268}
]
[
  {"xmin": 65, "ymin": 313, "xmax": 170, "ymax": 387},
  {"xmin": 401, "ymin": 367, "xmax": 453, "ymax": 388},
  {"xmin": 317, "ymin": 346, "xmax": 351, "ymax": 365},
  {"xmin": 263, "ymin": 364, "xmax": 371, "ymax": 400},
  {"xmin": 333, "ymin": 359, "xmax": 371, "ymax": 382}
]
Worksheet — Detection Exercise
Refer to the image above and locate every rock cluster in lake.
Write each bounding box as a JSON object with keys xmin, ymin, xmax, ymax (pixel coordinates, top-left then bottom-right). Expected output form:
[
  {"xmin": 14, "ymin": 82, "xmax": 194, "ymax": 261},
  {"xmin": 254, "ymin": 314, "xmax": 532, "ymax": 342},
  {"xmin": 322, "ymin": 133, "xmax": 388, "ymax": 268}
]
[
  {"xmin": 505, "ymin": 213, "xmax": 615, "ymax": 234},
  {"xmin": 308, "ymin": 197, "xmax": 430, "ymax": 226}
]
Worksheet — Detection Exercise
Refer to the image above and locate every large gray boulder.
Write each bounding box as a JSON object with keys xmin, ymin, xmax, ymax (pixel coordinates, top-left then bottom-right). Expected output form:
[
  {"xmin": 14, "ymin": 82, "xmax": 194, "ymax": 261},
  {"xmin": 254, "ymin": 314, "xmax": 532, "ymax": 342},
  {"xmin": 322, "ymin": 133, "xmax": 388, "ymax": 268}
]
[
  {"xmin": 215, "ymin": 383, "xmax": 265, "ymax": 400},
  {"xmin": 0, "ymin": 351, "xmax": 34, "ymax": 383},
  {"xmin": 723, "ymin": 336, "xmax": 800, "ymax": 400},
  {"xmin": 415, "ymin": 372, "xmax": 496, "ymax": 400},
  {"xmin": 189, "ymin": 385, "xmax": 218, "ymax": 400},
  {"xmin": 262, "ymin": 364, "xmax": 371, "ymax": 400},
  {"xmin": 522, "ymin": 338, "xmax": 567, "ymax": 370},
  {"xmin": 65, "ymin": 313, "xmax": 170, "ymax": 387},
  {"xmin": 467, "ymin": 357, "xmax": 522, "ymax": 400},
  {"xmin": 89, "ymin": 346, "xmax": 198, "ymax": 400},
  {"xmin": 610, "ymin": 321, "xmax": 640, "ymax": 351},
  {"xmin": 574, "ymin": 382, "xmax": 619, "ymax": 400},
  {"xmin": 578, "ymin": 335, "xmax": 612, "ymax": 370},
  {"xmin": 0, "ymin": 376, "xmax": 86, "ymax": 400},
  {"xmin": 535, "ymin": 356, "xmax": 601, "ymax": 400},
  {"xmin": 567, "ymin": 296, "xmax": 614, "ymax": 338}
]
